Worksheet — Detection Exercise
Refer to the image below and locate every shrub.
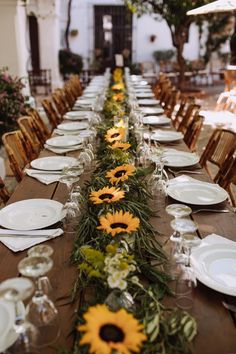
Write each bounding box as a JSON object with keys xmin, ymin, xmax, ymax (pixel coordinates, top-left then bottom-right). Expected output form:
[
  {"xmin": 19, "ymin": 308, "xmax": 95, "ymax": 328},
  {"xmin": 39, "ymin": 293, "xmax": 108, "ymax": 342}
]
[
  {"xmin": 153, "ymin": 49, "xmax": 176, "ymax": 62},
  {"xmin": 59, "ymin": 49, "xmax": 83, "ymax": 79}
]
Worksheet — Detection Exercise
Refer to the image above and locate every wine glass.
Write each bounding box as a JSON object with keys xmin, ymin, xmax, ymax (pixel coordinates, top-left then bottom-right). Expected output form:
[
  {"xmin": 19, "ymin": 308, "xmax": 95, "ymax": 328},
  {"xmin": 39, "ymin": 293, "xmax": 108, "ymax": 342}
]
[
  {"xmin": 27, "ymin": 245, "xmax": 54, "ymax": 298},
  {"xmin": 166, "ymin": 204, "xmax": 192, "ymax": 239},
  {"xmin": 170, "ymin": 218, "xmax": 197, "ymax": 264},
  {"xmin": 0, "ymin": 277, "xmax": 39, "ymax": 354},
  {"xmin": 18, "ymin": 256, "xmax": 60, "ymax": 348}
]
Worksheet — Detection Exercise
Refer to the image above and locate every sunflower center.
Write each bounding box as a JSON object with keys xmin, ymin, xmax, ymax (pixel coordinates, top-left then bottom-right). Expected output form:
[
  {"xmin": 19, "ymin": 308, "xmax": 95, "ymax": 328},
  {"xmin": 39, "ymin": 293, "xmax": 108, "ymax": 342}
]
[
  {"xmin": 114, "ymin": 170, "xmax": 126, "ymax": 178},
  {"xmin": 110, "ymin": 222, "xmax": 128, "ymax": 229},
  {"xmin": 99, "ymin": 324, "xmax": 125, "ymax": 343},
  {"xmin": 111, "ymin": 133, "xmax": 120, "ymax": 138},
  {"xmin": 99, "ymin": 193, "xmax": 113, "ymax": 200}
]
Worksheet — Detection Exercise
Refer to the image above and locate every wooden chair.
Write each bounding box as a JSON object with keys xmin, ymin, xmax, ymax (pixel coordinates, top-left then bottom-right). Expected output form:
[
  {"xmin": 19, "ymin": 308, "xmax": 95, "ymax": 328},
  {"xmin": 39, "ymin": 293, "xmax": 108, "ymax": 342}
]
[
  {"xmin": 64, "ymin": 83, "xmax": 76, "ymax": 109},
  {"xmin": 2, "ymin": 131, "xmax": 28, "ymax": 182},
  {"xmin": 68, "ymin": 74, "xmax": 83, "ymax": 97},
  {"xmin": 52, "ymin": 90, "xmax": 68, "ymax": 117},
  {"xmin": 0, "ymin": 177, "xmax": 10, "ymax": 204},
  {"xmin": 164, "ymin": 89, "xmax": 180, "ymax": 118},
  {"xmin": 41, "ymin": 99, "xmax": 61, "ymax": 129},
  {"xmin": 200, "ymin": 128, "xmax": 236, "ymax": 179},
  {"xmin": 18, "ymin": 116, "xmax": 41, "ymax": 158},
  {"xmin": 177, "ymin": 103, "xmax": 201, "ymax": 134},
  {"xmin": 26, "ymin": 108, "xmax": 51, "ymax": 139},
  {"xmin": 184, "ymin": 114, "xmax": 204, "ymax": 152},
  {"xmin": 214, "ymin": 152, "xmax": 236, "ymax": 207}
]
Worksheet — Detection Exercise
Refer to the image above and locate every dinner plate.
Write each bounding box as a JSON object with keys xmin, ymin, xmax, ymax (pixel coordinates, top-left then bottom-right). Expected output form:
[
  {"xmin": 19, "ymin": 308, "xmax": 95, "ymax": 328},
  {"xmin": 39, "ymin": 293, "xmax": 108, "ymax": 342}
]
[
  {"xmin": 166, "ymin": 181, "xmax": 228, "ymax": 205},
  {"xmin": 0, "ymin": 300, "xmax": 15, "ymax": 342},
  {"xmin": 75, "ymin": 99, "xmax": 94, "ymax": 105},
  {"xmin": 191, "ymin": 244, "xmax": 236, "ymax": 296},
  {"xmin": 138, "ymin": 99, "xmax": 160, "ymax": 106},
  {"xmin": 57, "ymin": 122, "xmax": 88, "ymax": 131},
  {"xmin": 31, "ymin": 156, "xmax": 77, "ymax": 171},
  {"xmin": 0, "ymin": 199, "xmax": 64, "ymax": 230},
  {"xmin": 146, "ymin": 131, "xmax": 183, "ymax": 142},
  {"xmin": 141, "ymin": 107, "xmax": 164, "ymax": 115},
  {"xmin": 46, "ymin": 136, "xmax": 82, "ymax": 148},
  {"xmin": 142, "ymin": 115, "xmax": 171, "ymax": 125},
  {"xmin": 163, "ymin": 150, "xmax": 200, "ymax": 167},
  {"xmin": 136, "ymin": 92, "xmax": 155, "ymax": 98},
  {"xmin": 0, "ymin": 300, "xmax": 25, "ymax": 352}
]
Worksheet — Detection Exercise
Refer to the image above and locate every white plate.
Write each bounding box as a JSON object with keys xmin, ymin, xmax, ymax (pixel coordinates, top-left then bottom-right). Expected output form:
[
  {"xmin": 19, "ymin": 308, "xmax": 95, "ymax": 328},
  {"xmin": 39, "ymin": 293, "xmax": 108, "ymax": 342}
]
[
  {"xmin": 0, "ymin": 301, "xmax": 15, "ymax": 342},
  {"xmin": 0, "ymin": 300, "xmax": 25, "ymax": 352},
  {"xmin": 31, "ymin": 156, "xmax": 77, "ymax": 171},
  {"xmin": 192, "ymin": 244, "xmax": 236, "ymax": 296},
  {"xmin": 141, "ymin": 107, "xmax": 164, "ymax": 115},
  {"xmin": 142, "ymin": 115, "xmax": 170, "ymax": 125},
  {"xmin": 146, "ymin": 130, "xmax": 183, "ymax": 142},
  {"xmin": 136, "ymin": 92, "xmax": 155, "ymax": 98},
  {"xmin": 46, "ymin": 136, "xmax": 82, "ymax": 148},
  {"xmin": 163, "ymin": 151, "xmax": 200, "ymax": 167},
  {"xmin": 0, "ymin": 199, "xmax": 64, "ymax": 230},
  {"xmin": 138, "ymin": 99, "xmax": 160, "ymax": 106},
  {"xmin": 75, "ymin": 99, "xmax": 94, "ymax": 105},
  {"xmin": 57, "ymin": 122, "xmax": 88, "ymax": 131},
  {"xmin": 166, "ymin": 181, "xmax": 228, "ymax": 205}
]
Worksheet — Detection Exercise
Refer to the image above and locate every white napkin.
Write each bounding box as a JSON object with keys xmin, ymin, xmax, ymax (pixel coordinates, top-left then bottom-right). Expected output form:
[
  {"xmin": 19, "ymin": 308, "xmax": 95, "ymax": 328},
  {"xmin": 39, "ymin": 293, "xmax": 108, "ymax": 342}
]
[
  {"xmin": 53, "ymin": 129, "xmax": 81, "ymax": 136},
  {"xmin": 25, "ymin": 169, "xmax": 62, "ymax": 185},
  {"xmin": 0, "ymin": 228, "xmax": 63, "ymax": 252},
  {"xmin": 44, "ymin": 144, "xmax": 83, "ymax": 154},
  {"xmin": 199, "ymin": 233, "xmax": 235, "ymax": 247},
  {"xmin": 167, "ymin": 175, "xmax": 206, "ymax": 186}
]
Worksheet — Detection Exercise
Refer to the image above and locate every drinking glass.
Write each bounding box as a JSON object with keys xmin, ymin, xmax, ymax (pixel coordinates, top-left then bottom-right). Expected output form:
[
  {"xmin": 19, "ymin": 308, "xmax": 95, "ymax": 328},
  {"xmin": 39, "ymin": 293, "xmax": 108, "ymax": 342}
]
[
  {"xmin": 175, "ymin": 264, "xmax": 196, "ymax": 310},
  {"xmin": 170, "ymin": 218, "xmax": 197, "ymax": 264},
  {"xmin": 27, "ymin": 245, "xmax": 54, "ymax": 298},
  {"xmin": 0, "ymin": 277, "xmax": 39, "ymax": 354},
  {"xmin": 18, "ymin": 256, "xmax": 60, "ymax": 347},
  {"xmin": 166, "ymin": 204, "xmax": 192, "ymax": 240}
]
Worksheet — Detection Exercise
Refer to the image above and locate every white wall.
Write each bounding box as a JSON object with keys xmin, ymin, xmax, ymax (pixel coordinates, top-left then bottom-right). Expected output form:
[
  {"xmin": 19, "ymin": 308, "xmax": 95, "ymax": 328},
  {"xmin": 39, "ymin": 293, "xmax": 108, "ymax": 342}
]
[{"xmin": 60, "ymin": 0, "xmax": 201, "ymax": 66}]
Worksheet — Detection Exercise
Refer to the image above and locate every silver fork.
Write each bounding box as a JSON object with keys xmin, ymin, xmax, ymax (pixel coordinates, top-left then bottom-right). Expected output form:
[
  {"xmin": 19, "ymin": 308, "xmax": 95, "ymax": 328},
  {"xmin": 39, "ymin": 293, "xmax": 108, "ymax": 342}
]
[
  {"xmin": 192, "ymin": 208, "xmax": 229, "ymax": 214},
  {"xmin": 168, "ymin": 168, "xmax": 203, "ymax": 175}
]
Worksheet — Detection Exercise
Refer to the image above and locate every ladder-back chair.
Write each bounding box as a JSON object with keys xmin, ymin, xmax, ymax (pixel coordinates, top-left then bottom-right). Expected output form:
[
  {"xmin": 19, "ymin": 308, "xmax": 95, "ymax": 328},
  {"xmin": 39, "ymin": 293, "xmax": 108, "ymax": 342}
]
[
  {"xmin": 184, "ymin": 114, "xmax": 205, "ymax": 152},
  {"xmin": 0, "ymin": 177, "xmax": 10, "ymax": 204},
  {"xmin": 42, "ymin": 99, "xmax": 61, "ymax": 129}
]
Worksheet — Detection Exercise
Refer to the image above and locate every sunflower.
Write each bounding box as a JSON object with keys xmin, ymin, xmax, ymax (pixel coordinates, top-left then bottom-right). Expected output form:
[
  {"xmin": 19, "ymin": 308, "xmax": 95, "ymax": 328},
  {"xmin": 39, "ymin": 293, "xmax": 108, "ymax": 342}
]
[
  {"xmin": 113, "ymin": 93, "xmax": 124, "ymax": 102},
  {"xmin": 78, "ymin": 304, "xmax": 146, "ymax": 354},
  {"xmin": 110, "ymin": 141, "xmax": 131, "ymax": 151},
  {"xmin": 112, "ymin": 83, "xmax": 124, "ymax": 91},
  {"xmin": 106, "ymin": 165, "xmax": 135, "ymax": 185},
  {"xmin": 105, "ymin": 127, "xmax": 125, "ymax": 143},
  {"xmin": 97, "ymin": 210, "xmax": 140, "ymax": 237},
  {"xmin": 89, "ymin": 187, "xmax": 125, "ymax": 205}
]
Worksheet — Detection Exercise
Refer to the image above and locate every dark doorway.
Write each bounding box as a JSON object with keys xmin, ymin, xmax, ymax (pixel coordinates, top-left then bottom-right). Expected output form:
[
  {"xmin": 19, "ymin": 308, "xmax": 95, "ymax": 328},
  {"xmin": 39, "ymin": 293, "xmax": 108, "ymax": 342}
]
[
  {"xmin": 28, "ymin": 15, "xmax": 40, "ymax": 72},
  {"xmin": 94, "ymin": 5, "xmax": 132, "ymax": 70}
]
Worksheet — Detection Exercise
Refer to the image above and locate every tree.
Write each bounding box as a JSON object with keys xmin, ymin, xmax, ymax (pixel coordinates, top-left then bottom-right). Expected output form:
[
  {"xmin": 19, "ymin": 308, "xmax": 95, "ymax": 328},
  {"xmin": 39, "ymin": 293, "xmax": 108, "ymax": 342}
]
[
  {"xmin": 125, "ymin": 0, "xmax": 211, "ymax": 88},
  {"xmin": 65, "ymin": 0, "xmax": 73, "ymax": 51}
]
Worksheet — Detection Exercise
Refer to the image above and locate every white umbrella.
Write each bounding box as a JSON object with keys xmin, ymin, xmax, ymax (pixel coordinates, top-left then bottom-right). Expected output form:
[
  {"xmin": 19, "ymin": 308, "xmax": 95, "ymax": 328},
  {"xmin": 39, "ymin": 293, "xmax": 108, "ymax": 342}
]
[{"xmin": 187, "ymin": 0, "xmax": 236, "ymax": 16}]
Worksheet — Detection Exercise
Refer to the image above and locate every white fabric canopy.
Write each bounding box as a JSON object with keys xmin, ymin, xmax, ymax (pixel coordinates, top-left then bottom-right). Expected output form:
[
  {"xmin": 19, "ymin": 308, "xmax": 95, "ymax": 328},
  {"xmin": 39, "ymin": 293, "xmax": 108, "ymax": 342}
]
[{"xmin": 187, "ymin": 0, "xmax": 236, "ymax": 16}]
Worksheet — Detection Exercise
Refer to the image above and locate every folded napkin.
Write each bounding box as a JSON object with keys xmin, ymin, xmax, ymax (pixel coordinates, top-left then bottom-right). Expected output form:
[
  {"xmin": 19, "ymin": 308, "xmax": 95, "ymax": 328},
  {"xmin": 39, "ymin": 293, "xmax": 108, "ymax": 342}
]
[
  {"xmin": 25, "ymin": 169, "xmax": 62, "ymax": 185},
  {"xmin": 0, "ymin": 228, "xmax": 63, "ymax": 252},
  {"xmin": 198, "ymin": 233, "xmax": 235, "ymax": 247},
  {"xmin": 44, "ymin": 143, "xmax": 83, "ymax": 154},
  {"xmin": 167, "ymin": 175, "xmax": 204, "ymax": 186}
]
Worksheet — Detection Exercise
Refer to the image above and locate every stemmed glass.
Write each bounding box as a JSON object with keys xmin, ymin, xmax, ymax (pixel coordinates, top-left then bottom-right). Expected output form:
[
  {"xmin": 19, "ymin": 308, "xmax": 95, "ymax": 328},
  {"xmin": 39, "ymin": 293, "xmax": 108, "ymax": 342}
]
[
  {"xmin": 0, "ymin": 277, "xmax": 39, "ymax": 354},
  {"xmin": 27, "ymin": 245, "xmax": 54, "ymax": 298},
  {"xmin": 18, "ymin": 256, "xmax": 60, "ymax": 347}
]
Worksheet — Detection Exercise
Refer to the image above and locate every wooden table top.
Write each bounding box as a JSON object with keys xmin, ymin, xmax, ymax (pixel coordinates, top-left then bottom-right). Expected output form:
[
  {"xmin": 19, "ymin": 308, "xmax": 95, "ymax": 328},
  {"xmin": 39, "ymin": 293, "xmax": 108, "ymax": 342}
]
[{"xmin": 0, "ymin": 130, "xmax": 236, "ymax": 353}]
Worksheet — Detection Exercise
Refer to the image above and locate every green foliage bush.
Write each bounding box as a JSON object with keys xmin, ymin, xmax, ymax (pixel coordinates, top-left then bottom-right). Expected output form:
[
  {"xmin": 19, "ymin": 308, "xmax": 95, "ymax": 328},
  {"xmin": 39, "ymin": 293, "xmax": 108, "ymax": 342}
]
[
  {"xmin": 59, "ymin": 49, "xmax": 83, "ymax": 79},
  {"xmin": 153, "ymin": 49, "xmax": 176, "ymax": 62}
]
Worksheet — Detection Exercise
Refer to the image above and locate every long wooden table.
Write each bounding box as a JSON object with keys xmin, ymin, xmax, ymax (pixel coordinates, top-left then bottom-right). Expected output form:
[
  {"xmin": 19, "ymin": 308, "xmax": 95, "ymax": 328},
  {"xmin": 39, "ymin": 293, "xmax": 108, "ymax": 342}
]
[{"xmin": 0, "ymin": 126, "xmax": 236, "ymax": 353}]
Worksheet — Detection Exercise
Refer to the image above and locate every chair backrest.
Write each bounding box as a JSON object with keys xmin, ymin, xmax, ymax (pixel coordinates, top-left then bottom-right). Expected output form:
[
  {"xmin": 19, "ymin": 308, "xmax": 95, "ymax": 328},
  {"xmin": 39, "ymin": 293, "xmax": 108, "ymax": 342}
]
[
  {"xmin": 177, "ymin": 103, "xmax": 201, "ymax": 134},
  {"xmin": 52, "ymin": 90, "xmax": 68, "ymax": 116},
  {"xmin": 184, "ymin": 114, "xmax": 204, "ymax": 152},
  {"xmin": 165, "ymin": 89, "xmax": 180, "ymax": 118},
  {"xmin": 2, "ymin": 130, "xmax": 28, "ymax": 181},
  {"xmin": 64, "ymin": 84, "xmax": 76, "ymax": 109},
  {"xmin": 18, "ymin": 116, "xmax": 41, "ymax": 158},
  {"xmin": 41, "ymin": 99, "xmax": 61, "ymax": 129},
  {"xmin": 26, "ymin": 108, "xmax": 51, "ymax": 139},
  {"xmin": 69, "ymin": 74, "xmax": 83, "ymax": 97},
  {"xmin": 214, "ymin": 152, "xmax": 236, "ymax": 207},
  {"xmin": 0, "ymin": 177, "xmax": 10, "ymax": 204},
  {"xmin": 200, "ymin": 128, "xmax": 236, "ymax": 179}
]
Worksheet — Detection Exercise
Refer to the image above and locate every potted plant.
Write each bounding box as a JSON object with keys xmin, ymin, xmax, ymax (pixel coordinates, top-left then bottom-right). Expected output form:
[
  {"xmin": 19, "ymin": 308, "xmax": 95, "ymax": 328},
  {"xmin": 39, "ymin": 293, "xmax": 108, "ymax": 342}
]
[{"xmin": 0, "ymin": 67, "xmax": 25, "ymax": 143}]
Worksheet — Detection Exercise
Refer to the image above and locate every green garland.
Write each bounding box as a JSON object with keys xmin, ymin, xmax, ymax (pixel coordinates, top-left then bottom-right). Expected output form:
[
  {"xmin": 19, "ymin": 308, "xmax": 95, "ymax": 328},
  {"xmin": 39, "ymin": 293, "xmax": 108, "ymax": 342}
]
[{"xmin": 61, "ymin": 71, "xmax": 197, "ymax": 354}]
